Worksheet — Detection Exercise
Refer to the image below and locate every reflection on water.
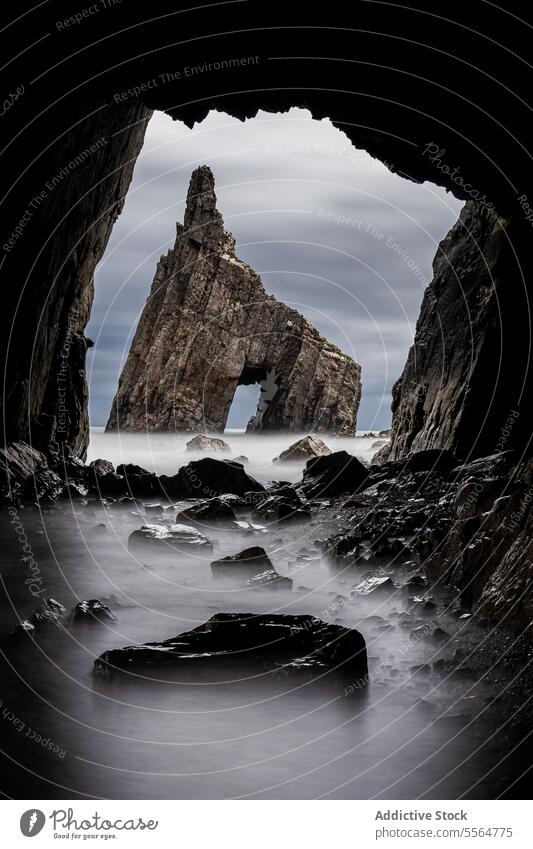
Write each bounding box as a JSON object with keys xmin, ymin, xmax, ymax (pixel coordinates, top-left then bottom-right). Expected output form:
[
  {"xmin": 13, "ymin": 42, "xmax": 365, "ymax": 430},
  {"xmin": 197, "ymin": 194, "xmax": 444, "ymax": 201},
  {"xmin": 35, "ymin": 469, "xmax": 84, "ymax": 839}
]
[{"xmin": 0, "ymin": 430, "xmax": 524, "ymax": 799}]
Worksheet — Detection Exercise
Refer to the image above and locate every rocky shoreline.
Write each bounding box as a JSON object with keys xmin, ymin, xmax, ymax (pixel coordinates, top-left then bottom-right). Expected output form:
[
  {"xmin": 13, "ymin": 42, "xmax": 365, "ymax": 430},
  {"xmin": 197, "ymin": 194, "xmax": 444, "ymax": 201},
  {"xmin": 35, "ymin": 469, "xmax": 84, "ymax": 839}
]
[
  {"xmin": 2, "ymin": 436, "xmax": 532, "ymax": 639},
  {"xmin": 2, "ymin": 434, "xmax": 533, "ymax": 799}
]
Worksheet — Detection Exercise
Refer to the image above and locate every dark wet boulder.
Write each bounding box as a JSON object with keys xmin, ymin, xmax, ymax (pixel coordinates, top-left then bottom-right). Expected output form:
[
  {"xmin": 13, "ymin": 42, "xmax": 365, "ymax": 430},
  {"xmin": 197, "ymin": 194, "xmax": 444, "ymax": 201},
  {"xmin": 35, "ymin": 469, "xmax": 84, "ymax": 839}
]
[
  {"xmin": 144, "ymin": 502, "xmax": 164, "ymax": 517},
  {"xmin": 452, "ymin": 450, "xmax": 515, "ymax": 480},
  {"xmin": 60, "ymin": 480, "xmax": 89, "ymax": 499},
  {"xmin": 176, "ymin": 497, "xmax": 237, "ymax": 525},
  {"xmin": 273, "ymin": 434, "xmax": 331, "ymax": 463},
  {"xmin": 128, "ymin": 523, "xmax": 212, "ymax": 554},
  {"xmin": 164, "ymin": 458, "xmax": 265, "ymax": 499},
  {"xmin": 94, "ymin": 612, "xmax": 368, "ymax": 681},
  {"xmin": 269, "ymin": 484, "xmax": 302, "ymax": 504},
  {"xmin": 405, "ymin": 449, "xmax": 456, "ymax": 474},
  {"xmin": 186, "ymin": 434, "xmax": 231, "ymax": 454},
  {"xmin": 28, "ymin": 467, "xmax": 65, "ymax": 503},
  {"xmin": 0, "ymin": 441, "xmax": 65, "ymax": 504},
  {"xmin": 89, "ymin": 458, "xmax": 115, "ymax": 476},
  {"xmin": 55, "ymin": 456, "xmax": 87, "ymax": 483},
  {"xmin": 248, "ymin": 569, "xmax": 293, "ymax": 590},
  {"xmin": 86, "ymin": 459, "xmax": 126, "ymax": 496},
  {"xmin": 6, "ymin": 598, "xmax": 67, "ymax": 640},
  {"xmin": 71, "ymin": 599, "xmax": 118, "ymax": 624},
  {"xmin": 302, "ymin": 451, "xmax": 369, "ymax": 498},
  {"xmin": 87, "ymin": 523, "xmax": 110, "ymax": 538},
  {"xmin": 116, "ymin": 463, "xmax": 159, "ymax": 496},
  {"xmin": 211, "ymin": 546, "xmax": 292, "ymax": 589},
  {"xmin": 254, "ymin": 495, "xmax": 311, "ymax": 524},
  {"xmin": 27, "ymin": 598, "xmax": 66, "ymax": 626},
  {"xmin": 352, "ymin": 575, "xmax": 396, "ymax": 596}
]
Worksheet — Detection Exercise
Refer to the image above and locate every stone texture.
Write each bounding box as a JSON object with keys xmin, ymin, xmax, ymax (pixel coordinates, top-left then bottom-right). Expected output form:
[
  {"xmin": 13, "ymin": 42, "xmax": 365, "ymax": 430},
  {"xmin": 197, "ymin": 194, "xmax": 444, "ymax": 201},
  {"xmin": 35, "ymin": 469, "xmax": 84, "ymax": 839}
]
[
  {"xmin": 3, "ymin": 98, "xmax": 152, "ymax": 460},
  {"xmin": 384, "ymin": 202, "xmax": 530, "ymax": 462},
  {"xmin": 106, "ymin": 166, "xmax": 361, "ymax": 435},
  {"xmin": 302, "ymin": 451, "xmax": 369, "ymax": 498},
  {"xmin": 211, "ymin": 546, "xmax": 292, "ymax": 589},
  {"xmin": 128, "ymin": 523, "xmax": 213, "ymax": 555},
  {"xmin": 273, "ymin": 434, "xmax": 331, "ymax": 463},
  {"xmin": 94, "ymin": 612, "xmax": 368, "ymax": 680},
  {"xmin": 70, "ymin": 599, "xmax": 118, "ymax": 624},
  {"xmin": 176, "ymin": 497, "xmax": 237, "ymax": 525},
  {"xmin": 162, "ymin": 457, "xmax": 265, "ymax": 499}
]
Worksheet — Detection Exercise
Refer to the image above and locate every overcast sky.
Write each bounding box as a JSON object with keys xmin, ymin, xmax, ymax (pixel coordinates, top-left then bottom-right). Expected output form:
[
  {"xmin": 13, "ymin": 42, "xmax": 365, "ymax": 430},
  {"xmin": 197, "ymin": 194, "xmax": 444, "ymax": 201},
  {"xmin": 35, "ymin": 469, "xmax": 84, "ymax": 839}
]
[{"xmin": 87, "ymin": 109, "xmax": 462, "ymax": 430}]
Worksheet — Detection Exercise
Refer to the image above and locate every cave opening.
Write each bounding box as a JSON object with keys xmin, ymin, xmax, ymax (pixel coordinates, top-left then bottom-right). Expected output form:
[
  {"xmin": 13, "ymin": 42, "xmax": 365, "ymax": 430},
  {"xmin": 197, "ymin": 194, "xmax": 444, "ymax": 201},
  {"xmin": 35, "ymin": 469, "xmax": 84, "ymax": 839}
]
[{"xmin": 88, "ymin": 108, "xmax": 462, "ymax": 442}]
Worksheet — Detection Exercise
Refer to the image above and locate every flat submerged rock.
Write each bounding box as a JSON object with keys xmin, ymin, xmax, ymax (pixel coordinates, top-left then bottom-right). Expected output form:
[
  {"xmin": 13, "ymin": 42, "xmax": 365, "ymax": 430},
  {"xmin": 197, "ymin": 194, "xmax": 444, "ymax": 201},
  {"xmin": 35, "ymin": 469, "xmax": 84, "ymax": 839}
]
[
  {"xmin": 94, "ymin": 612, "xmax": 368, "ymax": 681},
  {"xmin": 128, "ymin": 523, "xmax": 213, "ymax": 553}
]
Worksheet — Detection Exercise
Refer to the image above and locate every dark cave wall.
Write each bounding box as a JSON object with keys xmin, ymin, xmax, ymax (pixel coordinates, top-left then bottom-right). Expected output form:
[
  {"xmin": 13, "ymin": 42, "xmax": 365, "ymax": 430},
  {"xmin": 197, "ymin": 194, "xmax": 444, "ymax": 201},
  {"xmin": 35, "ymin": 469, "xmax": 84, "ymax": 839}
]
[
  {"xmin": 386, "ymin": 202, "xmax": 533, "ymax": 462},
  {"xmin": 2, "ymin": 98, "xmax": 152, "ymax": 459}
]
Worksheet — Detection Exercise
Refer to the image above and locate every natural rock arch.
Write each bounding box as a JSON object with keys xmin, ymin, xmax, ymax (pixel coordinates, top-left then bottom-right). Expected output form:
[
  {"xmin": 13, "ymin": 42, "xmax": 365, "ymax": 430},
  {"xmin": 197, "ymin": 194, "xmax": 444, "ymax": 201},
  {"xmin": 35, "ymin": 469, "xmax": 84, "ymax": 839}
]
[{"xmin": 106, "ymin": 166, "xmax": 361, "ymax": 435}]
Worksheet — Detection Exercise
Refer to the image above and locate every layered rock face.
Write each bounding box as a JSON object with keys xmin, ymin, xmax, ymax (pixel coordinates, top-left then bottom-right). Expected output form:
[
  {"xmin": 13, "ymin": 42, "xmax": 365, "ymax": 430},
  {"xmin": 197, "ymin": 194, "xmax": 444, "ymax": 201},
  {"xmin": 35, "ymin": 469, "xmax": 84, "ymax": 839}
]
[
  {"xmin": 384, "ymin": 202, "xmax": 531, "ymax": 462},
  {"xmin": 106, "ymin": 166, "xmax": 361, "ymax": 434}
]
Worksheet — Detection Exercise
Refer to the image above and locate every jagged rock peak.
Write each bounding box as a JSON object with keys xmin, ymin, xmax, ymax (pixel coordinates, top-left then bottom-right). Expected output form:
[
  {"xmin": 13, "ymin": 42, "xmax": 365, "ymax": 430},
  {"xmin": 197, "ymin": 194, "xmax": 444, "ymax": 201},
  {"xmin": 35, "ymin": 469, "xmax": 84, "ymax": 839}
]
[
  {"xmin": 181, "ymin": 165, "xmax": 231, "ymax": 252},
  {"xmin": 106, "ymin": 167, "xmax": 361, "ymax": 434}
]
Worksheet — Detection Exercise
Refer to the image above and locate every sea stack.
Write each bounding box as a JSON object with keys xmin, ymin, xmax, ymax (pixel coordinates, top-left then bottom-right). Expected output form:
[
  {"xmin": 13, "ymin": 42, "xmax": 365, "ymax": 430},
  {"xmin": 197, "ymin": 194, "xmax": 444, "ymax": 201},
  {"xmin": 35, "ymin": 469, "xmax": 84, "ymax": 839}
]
[{"xmin": 106, "ymin": 166, "xmax": 361, "ymax": 434}]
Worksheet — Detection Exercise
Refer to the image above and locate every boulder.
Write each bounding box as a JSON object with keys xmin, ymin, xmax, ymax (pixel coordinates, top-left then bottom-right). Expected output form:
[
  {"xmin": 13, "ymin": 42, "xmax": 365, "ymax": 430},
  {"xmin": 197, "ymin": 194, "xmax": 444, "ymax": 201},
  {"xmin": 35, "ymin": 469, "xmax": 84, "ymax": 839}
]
[
  {"xmin": 352, "ymin": 575, "xmax": 396, "ymax": 596},
  {"xmin": 269, "ymin": 484, "xmax": 303, "ymax": 503},
  {"xmin": 302, "ymin": 451, "xmax": 369, "ymax": 498},
  {"xmin": 71, "ymin": 599, "xmax": 118, "ymax": 624},
  {"xmin": 128, "ymin": 523, "xmax": 212, "ymax": 554},
  {"xmin": 274, "ymin": 434, "xmax": 331, "ymax": 463},
  {"xmin": 106, "ymin": 167, "xmax": 361, "ymax": 436},
  {"xmin": 116, "ymin": 463, "xmax": 159, "ymax": 496},
  {"xmin": 30, "ymin": 467, "xmax": 65, "ymax": 503},
  {"xmin": 210, "ymin": 546, "xmax": 292, "ymax": 589},
  {"xmin": 0, "ymin": 442, "xmax": 57, "ymax": 504},
  {"xmin": 254, "ymin": 495, "xmax": 311, "ymax": 524},
  {"xmin": 405, "ymin": 449, "xmax": 456, "ymax": 474},
  {"xmin": 7, "ymin": 598, "xmax": 67, "ymax": 640},
  {"xmin": 176, "ymin": 497, "xmax": 237, "ymax": 525},
  {"xmin": 165, "ymin": 458, "xmax": 265, "ymax": 499},
  {"xmin": 94, "ymin": 612, "xmax": 368, "ymax": 681},
  {"xmin": 86, "ymin": 459, "xmax": 126, "ymax": 496},
  {"xmin": 231, "ymin": 455, "xmax": 249, "ymax": 465},
  {"xmin": 186, "ymin": 434, "xmax": 231, "ymax": 454}
]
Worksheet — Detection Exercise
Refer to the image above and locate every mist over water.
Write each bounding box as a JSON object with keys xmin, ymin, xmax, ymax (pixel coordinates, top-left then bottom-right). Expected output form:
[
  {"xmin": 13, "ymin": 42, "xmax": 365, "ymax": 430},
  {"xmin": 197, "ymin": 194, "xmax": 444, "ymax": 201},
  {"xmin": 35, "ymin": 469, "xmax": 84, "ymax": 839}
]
[
  {"xmin": 87, "ymin": 428, "xmax": 382, "ymax": 482},
  {"xmin": 0, "ymin": 429, "xmax": 519, "ymax": 799}
]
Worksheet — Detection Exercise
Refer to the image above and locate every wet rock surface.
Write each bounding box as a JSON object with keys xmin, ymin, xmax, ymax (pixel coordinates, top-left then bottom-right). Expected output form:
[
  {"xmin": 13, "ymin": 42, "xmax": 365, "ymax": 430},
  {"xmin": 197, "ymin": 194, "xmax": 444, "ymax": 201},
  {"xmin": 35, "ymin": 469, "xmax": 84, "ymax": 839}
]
[
  {"xmin": 210, "ymin": 546, "xmax": 292, "ymax": 589},
  {"xmin": 128, "ymin": 523, "xmax": 213, "ymax": 554},
  {"xmin": 162, "ymin": 458, "xmax": 265, "ymax": 499},
  {"xmin": 7, "ymin": 599, "xmax": 67, "ymax": 640},
  {"xmin": 273, "ymin": 434, "xmax": 331, "ymax": 463},
  {"xmin": 95, "ymin": 612, "xmax": 368, "ymax": 680},
  {"xmin": 176, "ymin": 497, "xmax": 238, "ymax": 525},
  {"xmin": 71, "ymin": 599, "xmax": 118, "ymax": 624},
  {"xmin": 302, "ymin": 450, "xmax": 369, "ymax": 498},
  {"xmin": 253, "ymin": 494, "xmax": 311, "ymax": 524}
]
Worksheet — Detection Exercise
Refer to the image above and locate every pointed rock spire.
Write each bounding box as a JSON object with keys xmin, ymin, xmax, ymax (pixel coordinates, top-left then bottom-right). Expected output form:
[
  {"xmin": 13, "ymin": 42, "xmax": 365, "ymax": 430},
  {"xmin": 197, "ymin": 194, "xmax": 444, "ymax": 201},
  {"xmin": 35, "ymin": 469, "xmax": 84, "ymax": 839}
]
[{"xmin": 182, "ymin": 165, "xmax": 226, "ymax": 252}]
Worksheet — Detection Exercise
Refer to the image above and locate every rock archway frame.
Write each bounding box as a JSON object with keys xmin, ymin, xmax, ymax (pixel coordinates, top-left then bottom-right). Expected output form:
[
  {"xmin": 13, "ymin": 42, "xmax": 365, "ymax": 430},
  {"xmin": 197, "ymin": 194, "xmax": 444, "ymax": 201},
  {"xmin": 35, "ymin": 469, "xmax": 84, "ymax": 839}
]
[{"xmin": 1, "ymin": 1, "xmax": 532, "ymax": 465}]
